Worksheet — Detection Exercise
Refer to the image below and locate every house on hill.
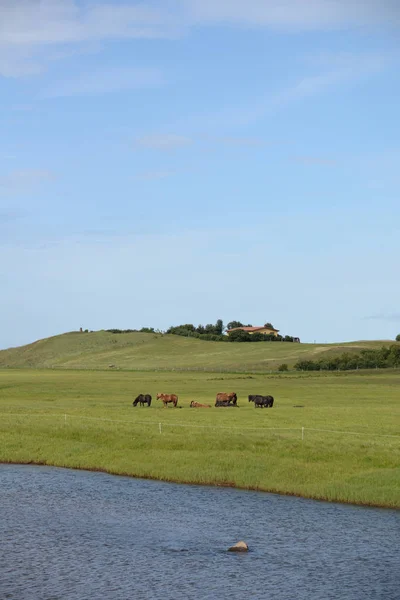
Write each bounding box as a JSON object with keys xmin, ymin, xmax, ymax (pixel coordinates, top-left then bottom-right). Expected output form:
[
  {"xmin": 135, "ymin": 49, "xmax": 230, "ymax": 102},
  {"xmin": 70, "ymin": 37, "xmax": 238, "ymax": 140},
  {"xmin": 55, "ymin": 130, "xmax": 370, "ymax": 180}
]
[{"xmin": 227, "ymin": 325, "xmax": 280, "ymax": 337}]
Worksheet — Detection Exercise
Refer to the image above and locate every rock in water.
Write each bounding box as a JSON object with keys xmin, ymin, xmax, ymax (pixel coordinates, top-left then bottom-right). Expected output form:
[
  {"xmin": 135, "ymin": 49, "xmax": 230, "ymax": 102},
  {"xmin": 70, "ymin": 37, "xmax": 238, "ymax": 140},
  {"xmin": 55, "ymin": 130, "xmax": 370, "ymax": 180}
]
[{"xmin": 228, "ymin": 541, "xmax": 249, "ymax": 552}]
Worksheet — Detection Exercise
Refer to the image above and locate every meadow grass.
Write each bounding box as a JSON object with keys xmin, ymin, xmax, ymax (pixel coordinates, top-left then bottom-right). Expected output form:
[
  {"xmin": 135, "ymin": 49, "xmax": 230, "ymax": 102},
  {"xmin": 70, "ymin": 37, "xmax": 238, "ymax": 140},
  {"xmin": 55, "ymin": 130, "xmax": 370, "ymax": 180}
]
[
  {"xmin": 0, "ymin": 330, "xmax": 395, "ymax": 371},
  {"xmin": 0, "ymin": 368, "xmax": 399, "ymax": 508}
]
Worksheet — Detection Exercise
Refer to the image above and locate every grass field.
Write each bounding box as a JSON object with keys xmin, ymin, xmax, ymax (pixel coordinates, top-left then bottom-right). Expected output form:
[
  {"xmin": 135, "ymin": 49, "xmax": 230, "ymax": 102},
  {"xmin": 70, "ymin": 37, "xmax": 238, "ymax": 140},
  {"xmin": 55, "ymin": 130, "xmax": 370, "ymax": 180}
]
[
  {"xmin": 1, "ymin": 367, "xmax": 399, "ymax": 508},
  {"xmin": 0, "ymin": 330, "xmax": 395, "ymax": 371}
]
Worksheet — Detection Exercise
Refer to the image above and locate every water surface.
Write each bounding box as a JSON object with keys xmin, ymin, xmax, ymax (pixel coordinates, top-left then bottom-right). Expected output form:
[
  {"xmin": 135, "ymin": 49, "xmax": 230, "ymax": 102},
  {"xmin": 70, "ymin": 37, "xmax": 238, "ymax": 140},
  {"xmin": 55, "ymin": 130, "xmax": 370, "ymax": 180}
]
[{"xmin": 0, "ymin": 465, "xmax": 398, "ymax": 600}]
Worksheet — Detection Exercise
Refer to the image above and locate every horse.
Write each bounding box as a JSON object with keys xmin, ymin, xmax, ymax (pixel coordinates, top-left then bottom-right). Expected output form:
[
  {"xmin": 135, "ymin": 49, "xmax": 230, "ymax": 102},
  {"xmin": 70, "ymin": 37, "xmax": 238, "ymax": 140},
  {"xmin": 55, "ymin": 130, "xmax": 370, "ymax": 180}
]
[
  {"xmin": 190, "ymin": 401, "xmax": 211, "ymax": 408},
  {"xmin": 215, "ymin": 400, "xmax": 238, "ymax": 407},
  {"xmin": 248, "ymin": 394, "xmax": 274, "ymax": 408},
  {"xmin": 132, "ymin": 394, "xmax": 152, "ymax": 407},
  {"xmin": 156, "ymin": 393, "xmax": 178, "ymax": 407},
  {"xmin": 215, "ymin": 392, "xmax": 237, "ymax": 407}
]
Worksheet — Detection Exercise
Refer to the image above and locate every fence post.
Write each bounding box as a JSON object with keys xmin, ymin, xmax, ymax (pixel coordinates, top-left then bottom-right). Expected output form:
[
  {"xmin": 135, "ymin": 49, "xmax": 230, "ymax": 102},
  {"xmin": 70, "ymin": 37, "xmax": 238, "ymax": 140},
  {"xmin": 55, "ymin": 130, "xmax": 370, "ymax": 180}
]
[
  {"xmin": 302, "ymin": 426, "xmax": 304, "ymax": 441},
  {"xmin": 159, "ymin": 422, "xmax": 162, "ymax": 434}
]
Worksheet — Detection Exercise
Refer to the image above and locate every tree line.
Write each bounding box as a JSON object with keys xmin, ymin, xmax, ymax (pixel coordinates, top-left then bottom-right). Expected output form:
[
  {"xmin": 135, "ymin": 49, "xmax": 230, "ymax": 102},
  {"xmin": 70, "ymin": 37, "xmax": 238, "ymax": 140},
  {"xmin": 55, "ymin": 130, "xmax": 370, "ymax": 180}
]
[
  {"xmin": 294, "ymin": 345, "xmax": 400, "ymax": 371},
  {"xmin": 166, "ymin": 320, "xmax": 298, "ymax": 343}
]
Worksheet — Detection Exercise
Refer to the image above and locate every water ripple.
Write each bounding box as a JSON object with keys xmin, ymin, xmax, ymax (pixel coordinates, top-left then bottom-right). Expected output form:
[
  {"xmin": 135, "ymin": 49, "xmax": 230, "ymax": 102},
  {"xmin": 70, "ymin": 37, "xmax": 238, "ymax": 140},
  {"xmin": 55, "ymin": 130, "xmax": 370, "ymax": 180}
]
[{"xmin": 0, "ymin": 465, "xmax": 399, "ymax": 600}]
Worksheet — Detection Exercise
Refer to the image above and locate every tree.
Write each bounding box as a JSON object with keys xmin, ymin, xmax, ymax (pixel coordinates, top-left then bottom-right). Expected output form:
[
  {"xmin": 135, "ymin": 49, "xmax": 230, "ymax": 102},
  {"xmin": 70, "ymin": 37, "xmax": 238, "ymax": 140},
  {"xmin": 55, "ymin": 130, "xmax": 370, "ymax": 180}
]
[
  {"xmin": 215, "ymin": 319, "xmax": 224, "ymax": 336},
  {"xmin": 227, "ymin": 329, "xmax": 251, "ymax": 342},
  {"xmin": 264, "ymin": 322, "xmax": 274, "ymax": 329},
  {"xmin": 250, "ymin": 332, "xmax": 265, "ymax": 342},
  {"xmin": 396, "ymin": 334, "xmax": 400, "ymax": 342},
  {"xmin": 278, "ymin": 363, "xmax": 288, "ymax": 371},
  {"xmin": 226, "ymin": 321, "xmax": 244, "ymax": 330}
]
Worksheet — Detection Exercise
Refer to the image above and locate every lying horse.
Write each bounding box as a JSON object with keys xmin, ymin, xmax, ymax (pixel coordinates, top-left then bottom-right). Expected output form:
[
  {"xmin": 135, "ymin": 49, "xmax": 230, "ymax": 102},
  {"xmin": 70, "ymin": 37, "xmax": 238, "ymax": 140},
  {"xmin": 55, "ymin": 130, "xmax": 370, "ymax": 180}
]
[
  {"xmin": 156, "ymin": 393, "xmax": 178, "ymax": 407},
  {"xmin": 215, "ymin": 392, "xmax": 237, "ymax": 407},
  {"xmin": 248, "ymin": 394, "xmax": 274, "ymax": 408},
  {"xmin": 133, "ymin": 394, "xmax": 152, "ymax": 407},
  {"xmin": 216, "ymin": 400, "xmax": 238, "ymax": 407},
  {"xmin": 190, "ymin": 401, "xmax": 211, "ymax": 408}
]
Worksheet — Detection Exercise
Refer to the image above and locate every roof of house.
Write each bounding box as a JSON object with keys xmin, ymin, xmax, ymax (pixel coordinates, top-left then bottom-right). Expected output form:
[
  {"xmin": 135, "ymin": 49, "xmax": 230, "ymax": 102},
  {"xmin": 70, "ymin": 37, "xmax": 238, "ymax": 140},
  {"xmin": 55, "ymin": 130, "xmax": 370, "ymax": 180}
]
[{"xmin": 227, "ymin": 326, "xmax": 280, "ymax": 333}]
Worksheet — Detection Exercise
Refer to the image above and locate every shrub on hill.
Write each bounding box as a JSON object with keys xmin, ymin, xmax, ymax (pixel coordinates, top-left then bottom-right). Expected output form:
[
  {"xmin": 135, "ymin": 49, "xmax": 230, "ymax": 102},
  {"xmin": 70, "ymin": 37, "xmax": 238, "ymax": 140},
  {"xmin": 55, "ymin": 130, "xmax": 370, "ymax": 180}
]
[
  {"xmin": 294, "ymin": 345, "xmax": 400, "ymax": 371},
  {"xmin": 396, "ymin": 334, "xmax": 400, "ymax": 342},
  {"xmin": 106, "ymin": 329, "xmax": 137, "ymax": 334},
  {"xmin": 166, "ymin": 320, "xmax": 224, "ymax": 339}
]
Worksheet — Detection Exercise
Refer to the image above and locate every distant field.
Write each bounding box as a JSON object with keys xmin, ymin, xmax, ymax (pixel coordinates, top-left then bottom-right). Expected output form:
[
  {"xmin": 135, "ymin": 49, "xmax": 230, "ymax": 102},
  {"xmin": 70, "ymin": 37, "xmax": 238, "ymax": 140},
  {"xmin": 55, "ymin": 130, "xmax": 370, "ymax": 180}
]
[
  {"xmin": 0, "ymin": 331, "xmax": 395, "ymax": 371},
  {"xmin": 0, "ymin": 368, "xmax": 399, "ymax": 508}
]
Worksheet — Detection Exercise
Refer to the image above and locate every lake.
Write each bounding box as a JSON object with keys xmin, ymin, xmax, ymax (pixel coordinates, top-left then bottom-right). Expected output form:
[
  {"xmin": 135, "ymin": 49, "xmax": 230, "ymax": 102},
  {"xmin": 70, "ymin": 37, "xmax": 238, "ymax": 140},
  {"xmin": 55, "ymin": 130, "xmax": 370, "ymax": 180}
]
[{"xmin": 0, "ymin": 465, "xmax": 398, "ymax": 600}]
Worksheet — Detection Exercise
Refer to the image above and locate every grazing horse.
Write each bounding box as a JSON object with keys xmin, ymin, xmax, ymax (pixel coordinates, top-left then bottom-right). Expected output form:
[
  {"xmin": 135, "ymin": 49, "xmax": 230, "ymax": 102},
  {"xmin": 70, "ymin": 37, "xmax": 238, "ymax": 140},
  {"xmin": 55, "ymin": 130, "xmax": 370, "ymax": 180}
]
[
  {"xmin": 215, "ymin": 392, "xmax": 237, "ymax": 407},
  {"xmin": 248, "ymin": 394, "xmax": 274, "ymax": 408},
  {"xmin": 156, "ymin": 393, "xmax": 178, "ymax": 407},
  {"xmin": 190, "ymin": 401, "xmax": 211, "ymax": 408},
  {"xmin": 132, "ymin": 394, "xmax": 152, "ymax": 407}
]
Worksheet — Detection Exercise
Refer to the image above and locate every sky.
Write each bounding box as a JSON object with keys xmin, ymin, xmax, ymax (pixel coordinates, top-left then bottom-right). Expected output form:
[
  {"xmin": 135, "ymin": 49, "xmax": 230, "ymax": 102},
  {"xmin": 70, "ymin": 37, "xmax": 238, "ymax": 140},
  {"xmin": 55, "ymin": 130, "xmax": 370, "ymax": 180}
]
[{"xmin": 1, "ymin": 0, "xmax": 399, "ymax": 349}]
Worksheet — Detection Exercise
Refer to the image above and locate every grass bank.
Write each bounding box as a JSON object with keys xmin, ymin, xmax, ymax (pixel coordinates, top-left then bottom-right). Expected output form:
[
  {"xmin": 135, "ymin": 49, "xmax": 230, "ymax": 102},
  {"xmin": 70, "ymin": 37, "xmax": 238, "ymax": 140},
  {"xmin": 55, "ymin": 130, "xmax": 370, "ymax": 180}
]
[
  {"xmin": 1, "ymin": 368, "xmax": 399, "ymax": 508},
  {"xmin": 0, "ymin": 330, "xmax": 394, "ymax": 371}
]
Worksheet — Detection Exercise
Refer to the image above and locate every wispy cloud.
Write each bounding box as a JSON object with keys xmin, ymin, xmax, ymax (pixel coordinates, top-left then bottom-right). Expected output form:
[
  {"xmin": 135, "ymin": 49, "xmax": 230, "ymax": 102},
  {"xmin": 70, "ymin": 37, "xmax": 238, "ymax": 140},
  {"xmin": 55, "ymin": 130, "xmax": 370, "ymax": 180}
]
[
  {"xmin": 0, "ymin": 169, "xmax": 56, "ymax": 194},
  {"xmin": 275, "ymin": 52, "xmax": 389, "ymax": 108},
  {"xmin": 207, "ymin": 136, "xmax": 265, "ymax": 147},
  {"xmin": 0, "ymin": 210, "xmax": 22, "ymax": 223},
  {"xmin": 134, "ymin": 170, "xmax": 174, "ymax": 181},
  {"xmin": 134, "ymin": 134, "xmax": 193, "ymax": 150},
  {"xmin": 184, "ymin": 0, "xmax": 400, "ymax": 30},
  {"xmin": 1, "ymin": 1, "xmax": 397, "ymax": 78},
  {"xmin": 364, "ymin": 313, "xmax": 400, "ymax": 322},
  {"xmin": 0, "ymin": 0, "xmax": 176, "ymax": 45},
  {"xmin": 163, "ymin": 50, "xmax": 390, "ymax": 135},
  {"xmin": 0, "ymin": 0, "xmax": 177, "ymax": 77},
  {"xmin": 42, "ymin": 66, "xmax": 164, "ymax": 98},
  {"xmin": 292, "ymin": 156, "xmax": 337, "ymax": 166}
]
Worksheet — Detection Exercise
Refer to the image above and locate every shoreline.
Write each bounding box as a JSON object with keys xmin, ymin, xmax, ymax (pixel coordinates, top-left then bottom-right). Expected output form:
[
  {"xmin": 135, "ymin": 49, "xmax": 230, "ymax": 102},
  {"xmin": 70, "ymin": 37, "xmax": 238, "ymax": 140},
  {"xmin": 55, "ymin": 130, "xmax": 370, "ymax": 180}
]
[{"xmin": 1, "ymin": 460, "xmax": 397, "ymax": 510}]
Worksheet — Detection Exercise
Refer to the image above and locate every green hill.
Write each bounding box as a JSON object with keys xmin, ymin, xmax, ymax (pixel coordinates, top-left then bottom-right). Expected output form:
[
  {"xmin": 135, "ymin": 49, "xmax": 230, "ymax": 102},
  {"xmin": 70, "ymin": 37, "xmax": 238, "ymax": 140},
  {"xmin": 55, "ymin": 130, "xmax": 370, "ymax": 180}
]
[{"xmin": 0, "ymin": 331, "xmax": 392, "ymax": 372}]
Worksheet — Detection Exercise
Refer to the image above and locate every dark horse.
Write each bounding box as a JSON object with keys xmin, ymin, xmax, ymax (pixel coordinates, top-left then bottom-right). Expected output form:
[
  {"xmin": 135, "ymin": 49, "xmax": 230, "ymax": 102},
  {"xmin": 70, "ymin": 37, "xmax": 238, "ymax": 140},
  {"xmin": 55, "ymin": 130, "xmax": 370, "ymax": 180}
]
[
  {"xmin": 132, "ymin": 394, "xmax": 152, "ymax": 407},
  {"xmin": 248, "ymin": 394, "xmax": 274, "ymax": 408},
  {"xmin": 215, "ymin": 392, "xmax": 237, "ymax": 407},
  {"xmin": 156, "ymin": 393, "xmax": 178, "ymax": 407}
]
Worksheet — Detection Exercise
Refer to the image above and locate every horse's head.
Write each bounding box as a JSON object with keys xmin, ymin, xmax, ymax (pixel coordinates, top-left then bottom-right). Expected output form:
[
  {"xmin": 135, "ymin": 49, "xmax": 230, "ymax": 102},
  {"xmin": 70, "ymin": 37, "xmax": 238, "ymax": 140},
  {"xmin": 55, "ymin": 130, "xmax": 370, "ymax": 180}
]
[
  {"xmin": 190, "ymin": 401, "xmax": 194, "ymax": 407},
  {"xmin": 156, "ymin": 393, "xmax": 163, "ymax": 400}
]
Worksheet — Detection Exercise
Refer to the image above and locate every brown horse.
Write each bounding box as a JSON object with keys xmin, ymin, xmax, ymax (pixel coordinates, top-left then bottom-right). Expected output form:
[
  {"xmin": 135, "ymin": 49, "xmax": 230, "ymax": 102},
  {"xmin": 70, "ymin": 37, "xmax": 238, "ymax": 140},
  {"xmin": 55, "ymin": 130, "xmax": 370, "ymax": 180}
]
[
  {"xmin": 156, "ymin": 393, "xmax": 178, "ymax": 407},
  {"xmin": 215, "ymin": 392, "xmax": 237, "ymax": 407},
  {"xmin": 190, "ymin": 401, "xmax": 211, "ymax": 408}
]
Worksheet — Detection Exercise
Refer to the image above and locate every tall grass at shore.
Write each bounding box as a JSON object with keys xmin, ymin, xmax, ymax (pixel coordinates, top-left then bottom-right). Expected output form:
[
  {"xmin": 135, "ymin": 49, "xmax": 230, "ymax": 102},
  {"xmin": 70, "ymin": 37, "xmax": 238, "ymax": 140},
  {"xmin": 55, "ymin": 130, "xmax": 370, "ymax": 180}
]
[{"xmin": 0, "ymin": 369, "xmax": 399, "ymax": 508}]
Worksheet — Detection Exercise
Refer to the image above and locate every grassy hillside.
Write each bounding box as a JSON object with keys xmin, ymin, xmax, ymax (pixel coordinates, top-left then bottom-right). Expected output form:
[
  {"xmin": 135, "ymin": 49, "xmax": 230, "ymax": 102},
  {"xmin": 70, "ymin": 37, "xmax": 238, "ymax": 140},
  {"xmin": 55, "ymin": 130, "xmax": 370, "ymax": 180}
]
[{"xmin": 0, "ymin": 331, "xmax": 394, "ymax": 372}]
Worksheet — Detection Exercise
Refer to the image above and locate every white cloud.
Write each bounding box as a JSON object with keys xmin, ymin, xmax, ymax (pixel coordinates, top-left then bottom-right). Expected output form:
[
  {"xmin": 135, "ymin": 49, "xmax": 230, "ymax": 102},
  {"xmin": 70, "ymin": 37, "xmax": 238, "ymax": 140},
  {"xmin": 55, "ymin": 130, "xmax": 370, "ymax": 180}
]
[
  {"xmin": 0, "ymin": 1, "xmax": 397, "ymax": 78},
  {"xmin": 135, "ymin": 134, "xmax": 193, "ymax": 150},
  {"xmin": 183, "ymin": 0, "xmax": 399, "ymax": 30},
  {"xmin": 0, "ymin": 0, "xmax": 177, "ymax": 77},
  {"xmin": 42, "ymin": 66, "xmax": 164, "ymax": 97},
  {"xmin": 0, "ymin": 0, "xmax": 175, "ymax": 45}
]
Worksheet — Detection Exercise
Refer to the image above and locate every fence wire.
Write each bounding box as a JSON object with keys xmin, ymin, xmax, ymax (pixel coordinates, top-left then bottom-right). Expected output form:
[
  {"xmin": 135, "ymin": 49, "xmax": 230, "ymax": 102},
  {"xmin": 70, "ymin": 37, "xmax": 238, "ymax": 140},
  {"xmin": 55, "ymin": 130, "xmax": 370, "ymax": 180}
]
[{"xmin": 1, "ymin": 412, "xmax": 399, "ymax": 439}]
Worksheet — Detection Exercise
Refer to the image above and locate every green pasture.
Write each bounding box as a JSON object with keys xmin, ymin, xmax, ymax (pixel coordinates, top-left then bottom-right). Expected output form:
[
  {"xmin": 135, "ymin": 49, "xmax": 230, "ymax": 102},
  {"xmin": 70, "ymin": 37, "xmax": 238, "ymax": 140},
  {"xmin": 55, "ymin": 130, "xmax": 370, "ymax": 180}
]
[
  {"xmin": 0, "ymin": 330, "xmax": 395, "ymax": 371},
  {"xmin": 0, "ymin": 368, "xmax": 399, "ymax": 508}
]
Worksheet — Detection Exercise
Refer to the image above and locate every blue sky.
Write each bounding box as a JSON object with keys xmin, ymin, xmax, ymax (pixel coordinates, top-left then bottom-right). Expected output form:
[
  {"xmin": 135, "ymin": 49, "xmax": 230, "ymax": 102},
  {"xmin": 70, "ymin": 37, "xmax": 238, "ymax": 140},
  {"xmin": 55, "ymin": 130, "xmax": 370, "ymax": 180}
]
[{"xmin": 1, "ymin": 0, "xmax": 399, "ymax": 349}]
